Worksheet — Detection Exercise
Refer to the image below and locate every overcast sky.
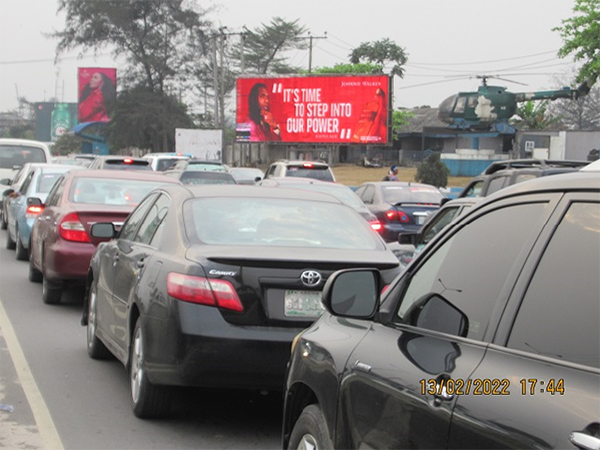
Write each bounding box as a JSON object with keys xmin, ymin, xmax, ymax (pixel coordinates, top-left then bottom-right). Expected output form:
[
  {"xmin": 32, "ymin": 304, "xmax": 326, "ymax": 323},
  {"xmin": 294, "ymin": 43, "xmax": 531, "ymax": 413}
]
[{"xmin": 0, "ymin": 0, "xmax": 578, "ymax": 114}]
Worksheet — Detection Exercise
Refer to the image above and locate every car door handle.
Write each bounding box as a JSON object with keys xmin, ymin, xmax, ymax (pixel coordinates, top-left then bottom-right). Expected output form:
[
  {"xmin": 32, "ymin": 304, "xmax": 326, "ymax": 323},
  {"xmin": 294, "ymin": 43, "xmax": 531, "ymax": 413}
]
[{"xmin": 570, "ymin": 431, "xmax": 600, "ymax": 450}]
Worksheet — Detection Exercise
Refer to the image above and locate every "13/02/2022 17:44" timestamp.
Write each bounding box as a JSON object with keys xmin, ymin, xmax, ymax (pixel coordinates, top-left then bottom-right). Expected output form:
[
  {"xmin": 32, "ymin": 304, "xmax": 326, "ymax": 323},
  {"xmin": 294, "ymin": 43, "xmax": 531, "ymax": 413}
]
[{"xmin": 420, "ymin": 378, "xmax": 565, "ymax": 396}]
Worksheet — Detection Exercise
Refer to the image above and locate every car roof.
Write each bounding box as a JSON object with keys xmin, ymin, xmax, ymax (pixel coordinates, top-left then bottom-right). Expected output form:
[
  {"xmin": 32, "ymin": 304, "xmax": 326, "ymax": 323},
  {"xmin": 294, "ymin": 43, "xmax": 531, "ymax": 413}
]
[
  {"xmin": 0, "ymin": 138, "xmax": 51, "ymax": 149},
  {"xmin": 361, "ymin": 181, "xmax": 442, "ymax": 189},
  {"xmin": 481, "ymin": 158, "xmax": 589, "ymax": 175},
  {"xmin": 275, "ymin": 159, "xmax": 329, "ymax": 166},
  {"xmin": 264, "ymin": 177, "xmax": 335, "ymax": 185},
  {"xmin": 68, "ymin": 169, "xmax": 181, "ymax": 182},
  {"xmin": 161, "ymin": 184, "xmax": 347, "ymax": 204},
  {"xmin": 580, "ymin": 159, "xmax": 600, "ymax": 172}
]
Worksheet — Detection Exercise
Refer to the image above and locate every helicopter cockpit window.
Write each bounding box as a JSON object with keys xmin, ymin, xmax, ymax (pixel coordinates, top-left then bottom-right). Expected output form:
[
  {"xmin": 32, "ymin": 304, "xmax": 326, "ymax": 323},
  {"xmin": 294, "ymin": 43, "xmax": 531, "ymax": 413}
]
[
  {"xmin": 468, "ymin": 96, "xmax": 478, "ymax": 108},
  {"xmin": 454, "ymin": 97, "xmax": 466, "ymax": 113}
]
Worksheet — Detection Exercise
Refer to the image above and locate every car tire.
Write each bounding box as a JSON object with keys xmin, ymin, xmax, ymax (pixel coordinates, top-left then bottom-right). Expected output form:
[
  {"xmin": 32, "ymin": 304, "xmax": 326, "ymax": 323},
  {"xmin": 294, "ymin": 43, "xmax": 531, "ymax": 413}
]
[
  {"xmin": 5, "ymin": 226, "xmax": 15, "ymax": 250},
  {"xmin": 42, "ymin": 277, "xmax": 62, "ymax": 305},
  {"xmin": 288, "ymin": 404, "xmax": 333, "ymax": 450},
  {"xmin": 28, "ymin": 255, "xmax": 42, "ymax": 283},
  {"xmin": 130, "ymin": 317, "xmax": 172, "ymax": 419},
  {"xmin": 15, "ymin": 228, "xmax": 28, "ymax": 261},
  {"xmin": 86, "ymin": 279, "xmax": 112, "ymax": 359}
]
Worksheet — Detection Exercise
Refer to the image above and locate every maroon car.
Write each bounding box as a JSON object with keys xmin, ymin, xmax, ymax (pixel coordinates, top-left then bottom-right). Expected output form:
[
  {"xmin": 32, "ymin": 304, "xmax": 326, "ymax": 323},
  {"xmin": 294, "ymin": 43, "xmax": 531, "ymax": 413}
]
[{"xmin": 28, "ymin": 169, "xmax": 180, "ymax": 304}]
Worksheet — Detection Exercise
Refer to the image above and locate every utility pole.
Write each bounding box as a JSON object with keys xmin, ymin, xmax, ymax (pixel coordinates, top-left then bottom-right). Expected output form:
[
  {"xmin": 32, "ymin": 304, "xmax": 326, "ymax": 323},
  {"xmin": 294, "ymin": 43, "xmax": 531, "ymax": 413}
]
[{"xmin": 300, "ymin": 32, "xmax": 327, "ymax": 74}]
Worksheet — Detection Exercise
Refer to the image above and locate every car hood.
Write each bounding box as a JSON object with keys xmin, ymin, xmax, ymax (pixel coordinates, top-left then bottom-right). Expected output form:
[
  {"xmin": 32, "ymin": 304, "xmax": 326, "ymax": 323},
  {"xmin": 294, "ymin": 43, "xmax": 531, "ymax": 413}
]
[{"xmin": 185, "ymin": 244, "xmax": 400, "ymax": 269}]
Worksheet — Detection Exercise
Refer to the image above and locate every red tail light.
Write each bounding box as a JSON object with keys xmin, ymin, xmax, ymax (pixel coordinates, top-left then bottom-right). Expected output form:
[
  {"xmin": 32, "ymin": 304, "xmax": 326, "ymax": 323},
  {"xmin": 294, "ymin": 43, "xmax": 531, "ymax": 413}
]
[
  {"xmin": 370, "ymin": 220, "xmax": 382, "ymax": 232},
  {"xmin": 59, "ymin": 212, "xmax": 91, "ymax": 243},
  {"xmin": 124, "ymin": 158, "xmax": 133, "ymax": 164},
  {"xmin": 385, "ymin": 209, "xmax": 409, "ymax": 223},
  {"xmin": 302, "ymin": 163, "xmax": 314, "ymax": 168},
  {"xmin": 26, "ymin": 205, "xmax": 44, "ymax": 218},
  {"xmin": 167, "ymin": 273, "xmax": 243, "ymax": 312}
]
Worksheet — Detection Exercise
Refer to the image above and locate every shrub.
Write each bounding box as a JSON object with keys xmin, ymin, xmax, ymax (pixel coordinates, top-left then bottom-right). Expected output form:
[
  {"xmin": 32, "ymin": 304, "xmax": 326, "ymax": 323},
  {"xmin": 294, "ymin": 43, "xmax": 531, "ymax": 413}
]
[{"xmin": 415, "ymin": 153, "xmax": 450, "ymax": 188}]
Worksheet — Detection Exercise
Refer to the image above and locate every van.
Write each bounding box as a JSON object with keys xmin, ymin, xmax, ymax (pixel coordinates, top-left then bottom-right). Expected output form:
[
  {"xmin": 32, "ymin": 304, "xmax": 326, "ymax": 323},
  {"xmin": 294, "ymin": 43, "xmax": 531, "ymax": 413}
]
[{"xmin": 141, "ymin": 153, "xmax": 191, "ymax": 171}]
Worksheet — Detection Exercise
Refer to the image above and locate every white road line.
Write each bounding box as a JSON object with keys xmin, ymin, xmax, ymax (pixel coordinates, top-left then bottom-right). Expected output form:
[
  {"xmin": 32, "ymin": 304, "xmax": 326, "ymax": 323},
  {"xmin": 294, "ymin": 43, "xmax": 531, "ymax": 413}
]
[{"xmin": 0, "ymin": 296, "xmax": 64, "ymax": 450}]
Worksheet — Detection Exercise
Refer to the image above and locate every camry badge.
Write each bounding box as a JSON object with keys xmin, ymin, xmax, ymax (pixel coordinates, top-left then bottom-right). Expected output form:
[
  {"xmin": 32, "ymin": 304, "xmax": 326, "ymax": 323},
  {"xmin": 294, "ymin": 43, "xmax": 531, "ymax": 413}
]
[{"xmin": 300, "ymin": 270, "xmax": 322, "ymax": 287}]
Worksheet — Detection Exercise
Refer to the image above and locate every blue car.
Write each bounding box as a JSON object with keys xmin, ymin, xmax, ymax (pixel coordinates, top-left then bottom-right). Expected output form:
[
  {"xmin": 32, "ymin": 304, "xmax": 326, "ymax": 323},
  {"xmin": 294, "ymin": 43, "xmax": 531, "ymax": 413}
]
[{"xmin": 5, "ymin": 163, "xmax": 83, "ymax": 260}]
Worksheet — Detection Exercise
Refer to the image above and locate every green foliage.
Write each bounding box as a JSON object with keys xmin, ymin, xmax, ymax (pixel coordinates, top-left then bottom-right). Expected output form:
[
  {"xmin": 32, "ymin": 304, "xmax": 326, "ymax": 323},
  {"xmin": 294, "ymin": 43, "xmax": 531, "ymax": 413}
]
[
  {"xmin": 233, "ymin": 17, "xmax": 308, "ymax": 74},
  {"xmin": 107, "ymin": 86, "xmax": 194, "ymax": 152},
  {"xmin": 510, "ymin": 100, "xmax": 560, "ymax": 130},
  {"xmin": 415, "ymin": 153, "xmax": 450, "ymax": 188},
  {"xmin": 310, "ymin": 63, "xmax": 384, "ymax": 75},
  {"xmin": 349, "ymin": 38, "xmax": 408, "ymax": 78},
  {"xmin": 52, "ymin": 134, "xmax": 84, "ymax": 155},
  {"xmin": 392, "ymin": 110, "xmax": 414, "ymax": 135},
  {"xmin": 554, "ymin": 0, "xmax": 600, "ymax": 83},
  {"xmin": 2, "ymin": 124, "xmax": 35, "ymax": 140}
]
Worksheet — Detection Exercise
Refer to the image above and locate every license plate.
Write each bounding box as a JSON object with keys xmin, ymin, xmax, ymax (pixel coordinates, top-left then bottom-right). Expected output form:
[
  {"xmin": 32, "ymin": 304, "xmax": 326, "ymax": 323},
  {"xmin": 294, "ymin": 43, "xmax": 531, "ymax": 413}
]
[
  {"xmin": 284, "ymin": 290, "xmax": 324, "ymax": 318},
  {"xmin": 416, "ymin": 215, "xmax": 427, "ymax": 225}
]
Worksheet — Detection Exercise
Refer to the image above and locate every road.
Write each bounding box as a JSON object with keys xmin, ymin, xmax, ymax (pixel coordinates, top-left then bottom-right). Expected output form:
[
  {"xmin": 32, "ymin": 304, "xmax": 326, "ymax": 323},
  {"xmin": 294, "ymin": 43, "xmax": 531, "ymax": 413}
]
[{"xmin": 0, "ymin": 229, "xmax": 282, "ymax": 449}]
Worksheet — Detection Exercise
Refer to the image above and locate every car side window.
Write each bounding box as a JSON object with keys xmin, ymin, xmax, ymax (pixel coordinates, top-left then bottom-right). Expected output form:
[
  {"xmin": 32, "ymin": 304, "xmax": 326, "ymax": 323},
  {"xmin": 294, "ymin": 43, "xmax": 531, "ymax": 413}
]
[
  {"xmin": 119, "ymin": 193, "xmax": 158, "ymax": 241},
  {"xmin": 360, "ymin": 185, "xmax": 375, "ymax": 204},
  {"xmin": 44, "ymin": 176, "xmax": 66, "ymax": 206},
  {"xmin": 421, "ymin": 206, "xmax": 460, "ymax": 245},
  {"xmin": 396, "ymin": 202, "xmax": 549, "ymax": 340},
  {"xmin": 486, "ymin": 175, "xmax": 509, "ymax": 196},
  {"xmin": 20, "ymin": 172, "xmax": 35, "ymax": 194},
  {"xmin": 462, "ymin": 180, "xmax": 483, "ymax": 198},
  {"xmin": 507, "ymin": 201, "xmax": 600, "ymax": 368},
  {"xmin": 134, "ymin": 194, "xmax": 169, "ymax": 245}
]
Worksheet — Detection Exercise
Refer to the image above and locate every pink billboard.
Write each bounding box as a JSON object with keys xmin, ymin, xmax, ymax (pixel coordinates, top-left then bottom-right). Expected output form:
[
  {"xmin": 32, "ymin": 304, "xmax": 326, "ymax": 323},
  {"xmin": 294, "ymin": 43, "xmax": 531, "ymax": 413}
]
[
  {"xmin": 77, "ymin": 67, "xmax": 117, "ymax": 123},
  {"xmin": 236, "ymin": 75, "xmax": 390, "ymax": 144}
]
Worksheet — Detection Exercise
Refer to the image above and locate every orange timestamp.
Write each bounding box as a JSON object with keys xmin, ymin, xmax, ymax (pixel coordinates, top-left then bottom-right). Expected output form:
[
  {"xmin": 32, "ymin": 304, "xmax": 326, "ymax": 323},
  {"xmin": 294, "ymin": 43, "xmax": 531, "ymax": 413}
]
[{"xmin": 420, "ymin": 378, "xmax": 565, "ymax": 396}]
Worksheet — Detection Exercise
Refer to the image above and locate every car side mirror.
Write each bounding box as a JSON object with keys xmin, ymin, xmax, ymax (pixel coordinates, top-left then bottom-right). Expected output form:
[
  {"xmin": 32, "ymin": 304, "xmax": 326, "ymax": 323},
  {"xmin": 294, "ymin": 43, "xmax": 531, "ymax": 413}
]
[
  {"xmin": 398, "ymin": 232, "xmax": 418, "ymax": 246},
  {"xmin": 27, "ymin": 197, "xmax": 43, "ymax": 207},
  {"xmin": 0, "ymin": 178, "xmax": 10, "ymax": 186},
  {"xmin": 322, "ymin": 268, "xmax": 380, "ymax": 319},
  {"xmin": 90, "ymin": 222, "xmax": 116, "ymax": 239},
  {"xmin": 254, "ymin": 176, "xmax": 262, "ymax": 182}
]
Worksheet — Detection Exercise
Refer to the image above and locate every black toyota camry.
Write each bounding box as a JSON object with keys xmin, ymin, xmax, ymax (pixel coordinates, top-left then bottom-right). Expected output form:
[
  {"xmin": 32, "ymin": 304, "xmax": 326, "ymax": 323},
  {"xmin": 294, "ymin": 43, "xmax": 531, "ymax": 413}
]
[{"xmin": 81, "ymin": 184, "xmax": 401, "ymax": 418}]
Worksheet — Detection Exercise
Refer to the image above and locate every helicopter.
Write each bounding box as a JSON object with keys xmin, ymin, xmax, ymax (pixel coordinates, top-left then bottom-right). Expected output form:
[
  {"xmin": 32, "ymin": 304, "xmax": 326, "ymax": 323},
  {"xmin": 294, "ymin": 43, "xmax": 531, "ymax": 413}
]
[{"xmin": 437, "ymin": 75, "xmax": 594, "ymax": 130}]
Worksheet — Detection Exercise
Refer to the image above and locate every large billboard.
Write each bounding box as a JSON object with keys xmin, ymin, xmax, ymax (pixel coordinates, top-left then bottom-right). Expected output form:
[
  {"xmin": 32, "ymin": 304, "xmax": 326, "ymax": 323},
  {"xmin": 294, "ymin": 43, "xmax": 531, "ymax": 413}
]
[
  {"xmin": 34, "ymin": 102, "xmax": 78, "ymax": 142},
  {"xmin": 77, "ymin": 67, "xmax": 117, "ymax": 123},
  {"xmin": 236, "ymin": 75, "xmax": 391, "ymax": 144}
]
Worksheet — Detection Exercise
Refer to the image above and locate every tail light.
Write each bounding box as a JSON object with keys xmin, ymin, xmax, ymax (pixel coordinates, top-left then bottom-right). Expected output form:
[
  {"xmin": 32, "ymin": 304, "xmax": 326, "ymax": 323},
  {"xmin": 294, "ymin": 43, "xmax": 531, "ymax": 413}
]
[
  {"xmin": 302, "ymin": 163, "xmax": 314, "ymax": 168},
  {"xmin": 167, "ymin": 273, "xmax": 243, "ymax": 312},
  {"xmin": 123, "ymin": 158, "xmax": 133, "ymax": 164},
  {"xmin": 369, "ymin": 220, "xmax": 382, "ymax": 232},
  {"xmin": 25, "ymin": 205, "xmax": 44, "ymax": 219},
  {"xmin": 59, "ymin": 212, "xmax": 91, "ymax": 243},
  {"xmin": 385, "ymin": 209, "xmax": 409, "ymax": 223}
]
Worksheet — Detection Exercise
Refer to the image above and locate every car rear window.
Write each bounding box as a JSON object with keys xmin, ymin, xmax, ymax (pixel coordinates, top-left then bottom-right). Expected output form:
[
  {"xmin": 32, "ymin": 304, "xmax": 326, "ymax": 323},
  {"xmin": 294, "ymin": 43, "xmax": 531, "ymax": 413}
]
[
  {"xmin": 104, "ymin": 159, "xmax": 151, "ymax": 170},
  {"xmin": 382, "ymin": 185, "xmax": 444, "ymax": 205},
  {"xmin": 70, "ymin": 178, "xmax": 168, "ymax": 205},
  {"xmin": 0, "ymin": 145, "xmax": 48, "ymax": 168},
  {"xmin": 185, "ymin": 197, "xmax": 379, "ymax": 249},
  {"xmin": 180, "ymin": 172, "xmax": 236, "ymax": 185},
  {"xmin": 37, "ymin": 173, "xmax": 63, "ymax": 193},
  {"xmin": 285, "ymin": 166, "xmax": 334, "ymax": 181},
  {"xmin": 187, "ymin": 163, "xmax": 227, "ymax": 172}
]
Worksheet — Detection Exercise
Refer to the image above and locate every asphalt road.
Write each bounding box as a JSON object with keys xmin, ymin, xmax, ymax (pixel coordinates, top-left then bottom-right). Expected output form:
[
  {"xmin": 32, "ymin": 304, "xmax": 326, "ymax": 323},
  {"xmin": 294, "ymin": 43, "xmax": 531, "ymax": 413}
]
[{"xmin": 0, "ymin": 228, "xmax": 282, "ymax": 449}]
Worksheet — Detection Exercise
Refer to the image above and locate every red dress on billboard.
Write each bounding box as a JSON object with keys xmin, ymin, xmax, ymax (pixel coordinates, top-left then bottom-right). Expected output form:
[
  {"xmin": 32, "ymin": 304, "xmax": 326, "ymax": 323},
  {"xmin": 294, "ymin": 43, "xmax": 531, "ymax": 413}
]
[
  {"xmin": 351, "ymin": 88, "xmax": 387, "ymax": 143},
  {"xmin": 78, "ymin": 89, "xmax": 110, "ymax": 123}
]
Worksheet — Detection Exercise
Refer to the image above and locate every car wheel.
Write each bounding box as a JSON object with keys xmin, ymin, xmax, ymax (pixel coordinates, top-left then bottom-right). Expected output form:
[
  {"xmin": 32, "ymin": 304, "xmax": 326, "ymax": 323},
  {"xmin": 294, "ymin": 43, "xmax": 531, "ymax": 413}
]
[
  {"xmin": 15, "ymin": 228, "xmax": 28, "ymax": 261},
  {"xmin": 130, "ymin": 317, "xmax": 171, "ymax": 418},
  {"xmin": 5, "ymin": 225, "xmax": 15, "ymax": 250},
  {"xmin": 86, "ymin": 279, "xmax": 112, "ymax": 359},
  {"xmin": 28, "ymin": 255, "xmax": 42, "ymax": 283},
  {"xmin": 288, "ymin": 404, "xmax": 333, "ymax": 450},
  {"xmin": 42, "ymin": 277, "xmax": 62, "ymax": 305}
]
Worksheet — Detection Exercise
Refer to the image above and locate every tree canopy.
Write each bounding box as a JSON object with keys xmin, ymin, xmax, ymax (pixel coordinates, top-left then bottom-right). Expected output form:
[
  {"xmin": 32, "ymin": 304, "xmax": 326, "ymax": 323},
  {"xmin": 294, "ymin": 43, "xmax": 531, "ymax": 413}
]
[{"xmin": 349, "ymin": 38, "xmax": 408, "ymax": 78}]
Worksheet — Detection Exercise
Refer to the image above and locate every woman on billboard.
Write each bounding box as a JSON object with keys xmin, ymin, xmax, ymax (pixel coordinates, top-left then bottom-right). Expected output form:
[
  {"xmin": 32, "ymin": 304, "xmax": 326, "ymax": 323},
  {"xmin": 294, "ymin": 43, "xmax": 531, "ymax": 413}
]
[
  {"xmin": 78, "ymin": 71, "xmax": 116, "ymax": 123},
  {"xmin": 248, "ymin": 82, "xmax": 281, "ymax": 142}
]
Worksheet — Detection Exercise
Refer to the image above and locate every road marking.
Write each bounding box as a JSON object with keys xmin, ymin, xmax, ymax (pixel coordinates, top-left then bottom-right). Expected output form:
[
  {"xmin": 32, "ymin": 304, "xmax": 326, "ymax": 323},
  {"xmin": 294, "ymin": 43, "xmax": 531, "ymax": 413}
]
[{"xmin": 0, "ymin": 296, "xmax": 64, "ymax": 450}]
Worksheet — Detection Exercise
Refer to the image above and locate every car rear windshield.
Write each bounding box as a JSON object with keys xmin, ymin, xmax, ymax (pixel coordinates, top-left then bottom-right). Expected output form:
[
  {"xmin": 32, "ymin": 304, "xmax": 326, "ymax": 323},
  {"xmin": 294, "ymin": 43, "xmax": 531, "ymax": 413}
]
[
  {"xmin": 185, "ymin": 197, "xmax": 379, "ymax": 249},
  {"xmin": 155, "ymin": 158, "xmax": 182, "ymax": 171},
  {"xmin": 180, "ymin": 172, "xmax": 236, "ymax": 185},
  {"xmin": 187, "ymin": 162, "xmax": 227, "ymax": 172},
  {"xmin": 0, "ymin": 145, "xmax": 48, "ymax": 168},
  {"xmin": 286, "ymin": 166, "xmax": 334, "ymax": 182},
  {"xmin": 383, "ymin": 185, "xmax": 444, "ymax": 205},
  {"xmin": 70, "ymin": 178, "xmax": 168, "ymax": 205},
  {"xmin": 104, "ymin": 160, "xmax": 151, "ymax": 170}
]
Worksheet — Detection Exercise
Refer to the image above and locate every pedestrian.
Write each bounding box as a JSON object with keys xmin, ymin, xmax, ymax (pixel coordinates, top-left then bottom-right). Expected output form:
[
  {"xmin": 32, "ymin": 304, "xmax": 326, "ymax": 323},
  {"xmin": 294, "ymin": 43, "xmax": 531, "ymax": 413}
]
[{"xmin": 388, "ymin": 165, "xmax": 399, "ymax": 181}]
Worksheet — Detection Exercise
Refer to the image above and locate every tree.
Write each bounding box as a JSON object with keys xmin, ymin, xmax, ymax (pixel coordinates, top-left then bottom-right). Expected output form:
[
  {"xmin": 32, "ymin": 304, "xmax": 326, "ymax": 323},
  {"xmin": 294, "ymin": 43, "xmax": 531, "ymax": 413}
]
[
  {"xmin": 554, "ymin": 0, "xmax": 600, "ymax": 84},
  {"xmin": 311, "ymin": 63, "xmax": 384, "ymax": 75},
  {"xmin": 231, "ymin": 17, "xmax": 308, "ymax": 74},
  {"xmin": 415, "ymin": 153, "xmax": 450, "ymax": 188},
  {"xmin": 52, "ymin": 134, "xmax": 84, "ymax": 155},
  {"xmin": 349, "ymin": 38, "xmax": 408, "ymax": 78},
  {"xmin": 510, "ymin": 100, "xmax": 560, "ymax": 130},
  {"xmin": 547, "ymin": 77, "xmax": 600, "ymax": 129}
]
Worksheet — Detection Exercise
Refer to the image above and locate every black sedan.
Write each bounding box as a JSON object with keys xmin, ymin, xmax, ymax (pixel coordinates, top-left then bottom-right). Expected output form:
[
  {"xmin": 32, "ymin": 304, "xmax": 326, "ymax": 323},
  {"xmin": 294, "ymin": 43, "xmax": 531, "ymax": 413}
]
[
  {"xmin": 354, "ymin": 181, "xmax": 446, "ymax": 242},
  {"xmin": 283, "ymin": 172, "xmax": 600, "ymax": 449},
  {"xmin": 82, "ymin": 184, "xmax": 401, "ymax": 418}
]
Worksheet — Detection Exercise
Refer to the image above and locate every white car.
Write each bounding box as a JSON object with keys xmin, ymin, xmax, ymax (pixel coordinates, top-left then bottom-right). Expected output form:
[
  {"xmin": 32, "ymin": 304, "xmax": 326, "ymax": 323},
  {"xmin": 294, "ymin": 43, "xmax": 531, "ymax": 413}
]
[{"xmin": 142, "ymin": 153, "xmax": 191, "ymax": 171}]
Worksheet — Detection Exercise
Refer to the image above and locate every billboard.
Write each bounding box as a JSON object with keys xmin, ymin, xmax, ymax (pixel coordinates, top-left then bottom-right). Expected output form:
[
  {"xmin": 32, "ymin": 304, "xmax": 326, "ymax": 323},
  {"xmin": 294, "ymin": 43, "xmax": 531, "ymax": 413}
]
[
  {"xmin": 175, "ymin": 129, "xmax": 223, "ymax": 161},
  {"xmin": 34, "ymin": 102, "xmax": 78, "ymax": 142},
  {"xmin": 236, "ymin": 75, "xmax": 390, "ymax": 144},
  {"xmin": 77, "ymin": 67, "xmax": 117, "ymax": 123}
]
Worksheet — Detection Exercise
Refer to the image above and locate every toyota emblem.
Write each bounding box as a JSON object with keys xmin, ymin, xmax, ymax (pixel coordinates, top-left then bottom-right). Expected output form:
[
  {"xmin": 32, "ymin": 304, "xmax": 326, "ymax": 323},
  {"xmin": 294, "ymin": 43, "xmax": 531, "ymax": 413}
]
[{"xmin": 300, "ymin": 270, "xmax": 322, "ymax": 287}]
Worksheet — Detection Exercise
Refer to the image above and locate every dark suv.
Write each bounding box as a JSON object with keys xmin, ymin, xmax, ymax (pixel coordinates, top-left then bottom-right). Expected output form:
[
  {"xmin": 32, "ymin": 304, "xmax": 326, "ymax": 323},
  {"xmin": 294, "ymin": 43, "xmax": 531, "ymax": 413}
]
[
  {"xmin": 457, "ymin": 158, "xmax": 589, "ymax": 198},
  {"xmin": 283, "ymin": 171, "xmax": 600, "ymax": 449},
  {"xmin": 263, "ymin": 160, "xmax": 335, "ymax": 182}
]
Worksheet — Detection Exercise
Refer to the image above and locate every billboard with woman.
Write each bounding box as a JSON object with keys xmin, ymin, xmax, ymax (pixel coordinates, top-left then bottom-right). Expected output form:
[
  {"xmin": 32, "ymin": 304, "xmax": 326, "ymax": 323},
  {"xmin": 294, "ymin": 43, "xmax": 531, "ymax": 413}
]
[
  {"xmin": 236, "ymin": 75, "xmax": 390, "ymax": 144},
  {"xmin": 77, "ymin": 67, "xmax": 117, "ymax": 123}
]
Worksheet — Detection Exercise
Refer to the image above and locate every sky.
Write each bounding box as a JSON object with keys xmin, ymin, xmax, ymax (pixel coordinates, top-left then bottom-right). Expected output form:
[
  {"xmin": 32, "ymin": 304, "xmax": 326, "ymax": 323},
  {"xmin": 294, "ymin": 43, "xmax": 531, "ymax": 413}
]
[{"xmin": 0, "ymin": 0, "xmax": 579, "ymax": 114}]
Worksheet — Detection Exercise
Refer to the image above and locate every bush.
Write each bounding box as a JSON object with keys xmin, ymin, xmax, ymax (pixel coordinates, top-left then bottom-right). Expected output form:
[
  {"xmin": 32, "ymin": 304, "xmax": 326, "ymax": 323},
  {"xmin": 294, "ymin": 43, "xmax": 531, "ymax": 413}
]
[{"xmin": 415, "ymin": 153, "xmax": 450, "ymax": 188}]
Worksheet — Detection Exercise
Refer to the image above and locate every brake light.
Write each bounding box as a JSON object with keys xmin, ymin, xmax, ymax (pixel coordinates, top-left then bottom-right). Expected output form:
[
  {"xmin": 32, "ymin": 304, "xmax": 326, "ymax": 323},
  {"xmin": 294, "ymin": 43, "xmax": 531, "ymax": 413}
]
[
  {"xmin": 302, "ymin": 163, "xmax": 314, "ymax": 168},
  {"xmin": 369, "ymin": 220, "xmax": 382, "ymax": 232},
  {"xmin": 167, "ymin": 273, "xmax": 243, "ymax": 312},
  {"xmin": 26, "ymin": 205, "xmax": 44, "ymax": 218},
  {"xmin": 58, "ymin": 212, "xmax": 91, "ymax": 243},
  {"xmin": 124, "ymin": 158, "xmax": 133, "ymax": 164},
  {"xmin": 385, "ymin": 210, "xmax": 409, "ymax": 223}
]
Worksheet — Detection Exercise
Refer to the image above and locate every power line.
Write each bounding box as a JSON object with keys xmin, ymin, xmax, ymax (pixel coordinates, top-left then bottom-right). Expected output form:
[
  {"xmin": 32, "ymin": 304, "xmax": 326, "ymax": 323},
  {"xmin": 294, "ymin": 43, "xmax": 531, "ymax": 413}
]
[{"xmin": 0, "ymin": 52, "xmax": 113, "ymax": 65}]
